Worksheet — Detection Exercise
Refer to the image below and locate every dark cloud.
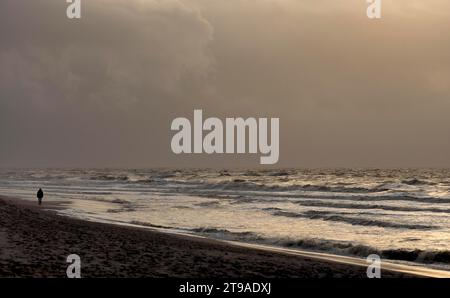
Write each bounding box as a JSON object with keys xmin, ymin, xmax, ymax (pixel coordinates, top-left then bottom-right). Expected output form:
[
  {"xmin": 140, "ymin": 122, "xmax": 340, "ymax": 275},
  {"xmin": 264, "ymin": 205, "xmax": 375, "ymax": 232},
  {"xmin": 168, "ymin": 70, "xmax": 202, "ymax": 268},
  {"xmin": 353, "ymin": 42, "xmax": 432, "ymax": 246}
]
[
  {"xmin": 0, "ymin": 0, "xmax": 215, "ymax": 167},
  {"xmin": 1, "ymin": 0, "xmax": 450, "ymax": 167}
]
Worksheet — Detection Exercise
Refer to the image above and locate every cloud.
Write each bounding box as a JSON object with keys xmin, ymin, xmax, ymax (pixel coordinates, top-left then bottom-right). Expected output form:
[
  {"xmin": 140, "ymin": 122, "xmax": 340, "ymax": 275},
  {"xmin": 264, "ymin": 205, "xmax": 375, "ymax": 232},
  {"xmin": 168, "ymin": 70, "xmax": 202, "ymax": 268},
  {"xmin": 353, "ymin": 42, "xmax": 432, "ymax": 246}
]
[
  {"xmin": 192, "ymin": 0, "xmax": 450, "ymax": 167},
  {"xmin": 1, "ymin": 0, "xmax": 214, "ymax": 108},
  {"xmin": 1, "ymin": 0, "xmax": 450, "ymax": 167},
  {"xmin": 0, "ymin": 0, "xmax": 215, "ymax": 167}
]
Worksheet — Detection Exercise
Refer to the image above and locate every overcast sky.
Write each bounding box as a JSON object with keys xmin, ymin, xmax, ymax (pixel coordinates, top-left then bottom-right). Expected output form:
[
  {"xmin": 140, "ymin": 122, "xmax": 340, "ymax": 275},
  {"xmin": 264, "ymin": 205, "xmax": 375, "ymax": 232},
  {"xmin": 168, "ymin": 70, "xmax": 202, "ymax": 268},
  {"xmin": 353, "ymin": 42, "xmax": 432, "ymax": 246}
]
[{"xmin": 1, "ymin": 0, "xmax": 450, "ymax": 168}]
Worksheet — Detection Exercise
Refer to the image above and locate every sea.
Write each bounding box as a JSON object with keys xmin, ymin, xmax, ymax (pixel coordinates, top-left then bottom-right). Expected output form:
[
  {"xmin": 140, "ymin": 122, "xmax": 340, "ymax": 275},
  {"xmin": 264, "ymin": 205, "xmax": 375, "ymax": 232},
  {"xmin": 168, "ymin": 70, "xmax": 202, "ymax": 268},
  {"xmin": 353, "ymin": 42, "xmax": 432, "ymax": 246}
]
[{"xmin": 1, "ymin": 168, "xmax": 449, "ymax": 269}]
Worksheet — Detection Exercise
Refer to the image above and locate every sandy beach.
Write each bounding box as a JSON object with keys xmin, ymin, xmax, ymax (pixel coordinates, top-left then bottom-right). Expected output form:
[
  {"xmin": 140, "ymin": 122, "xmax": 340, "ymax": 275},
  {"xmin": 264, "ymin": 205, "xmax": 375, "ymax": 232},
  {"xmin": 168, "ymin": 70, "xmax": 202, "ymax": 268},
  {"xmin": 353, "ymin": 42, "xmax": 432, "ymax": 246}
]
[{"xmin": 0, "ymin": 196, "xmax": 420, "ymax": 278}]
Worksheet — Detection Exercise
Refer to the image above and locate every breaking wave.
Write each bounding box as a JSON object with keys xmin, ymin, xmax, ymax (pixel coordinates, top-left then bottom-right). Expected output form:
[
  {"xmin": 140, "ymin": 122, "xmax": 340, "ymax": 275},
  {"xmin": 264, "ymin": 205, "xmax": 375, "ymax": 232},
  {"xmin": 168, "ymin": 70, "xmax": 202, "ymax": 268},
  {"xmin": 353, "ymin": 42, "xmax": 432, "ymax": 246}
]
[
  {"xmin": 186, "ymin": 227, "xmax": 450, "ymax": 265},
  {"xmin": 271, "ymin": 210, "xmax": 437, "ymax": 230},
  {"xmin": 295, "ymin": 200, "xmax": 450, "ymax": 214},
  {"xmin": 190, "ymin": 227, "xmax": 262, "ymax": 241},
  {"xmin": 281, "ymin": 239, "xmax": 450, "ymax": 265}
]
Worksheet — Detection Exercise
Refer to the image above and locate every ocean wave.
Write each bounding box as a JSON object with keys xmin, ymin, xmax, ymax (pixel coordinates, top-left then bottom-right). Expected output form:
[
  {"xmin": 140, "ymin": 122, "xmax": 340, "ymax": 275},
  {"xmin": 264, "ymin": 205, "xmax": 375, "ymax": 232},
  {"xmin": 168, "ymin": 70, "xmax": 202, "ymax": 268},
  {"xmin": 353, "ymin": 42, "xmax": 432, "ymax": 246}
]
[
  {"xmin": 296, "ymin": 184, "xmax": 388, "ymax": 193},
  {"xmin": 106, "ymin": 199, "xmax": 138, "ymax": 213},
  {"xmin": 381, "ymin": 249, "xmax": 450, "ymax": 263},
  {"xmin": 195, "ymin": 201, "xmax": 221, "ymax": 208},
  {"xmin": 190, "ymin": 227, "xmax": 263, "ymax": 241},
  {"xmin": 279, "ymin": 238, "xmax": 450, "ymax": 265},
  {"xmin": 91, "ymin": 174, "xmax": 129, "ymax": 181},
  {"xmin": 289, "ymin": 194, "xmax": 450, "ymax": 204},
  {"xmin": 129, "ymin": 221, "xmax": 172, "ymax": 229},
  {"xmin": 57, "ymin": 170, "xmax": 449, "ymax": 202},
  {"xmin": 78, "ymin": 191, "xmax": 114, "ymax": 195},
  {"xmin": 198, "ymin": 179, "xmax": 388, "ymax": 194},
  {"xmin": 271, "ymin": 210, "xmax": 436, "ymax": 230},
  {"xmin": 186, "ymin": 227, "xmax": 450, "ymax": 265},
  {"xmin": 130, "ymin": 178, "xmax": 450, "ymax": 204},
  {"xmin": 266, "ymin": 170, "xmax": 291, "ymax": 176},
  {"xmin": 296, "ymin": 200, "xmax": 450, "ymax": 214},
  {"xmin": 401, "ymin": 178, "xmax": 437, "ymax": 186}
]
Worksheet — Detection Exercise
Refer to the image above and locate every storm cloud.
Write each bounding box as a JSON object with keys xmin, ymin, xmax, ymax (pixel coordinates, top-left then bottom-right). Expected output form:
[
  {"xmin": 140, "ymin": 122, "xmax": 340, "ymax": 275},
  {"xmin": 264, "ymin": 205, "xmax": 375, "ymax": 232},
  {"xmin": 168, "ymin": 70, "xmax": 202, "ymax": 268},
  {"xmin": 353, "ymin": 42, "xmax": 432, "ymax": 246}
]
[{"xmin": 1, "ymin": 0, "xmax": 450, "ymax": 168}]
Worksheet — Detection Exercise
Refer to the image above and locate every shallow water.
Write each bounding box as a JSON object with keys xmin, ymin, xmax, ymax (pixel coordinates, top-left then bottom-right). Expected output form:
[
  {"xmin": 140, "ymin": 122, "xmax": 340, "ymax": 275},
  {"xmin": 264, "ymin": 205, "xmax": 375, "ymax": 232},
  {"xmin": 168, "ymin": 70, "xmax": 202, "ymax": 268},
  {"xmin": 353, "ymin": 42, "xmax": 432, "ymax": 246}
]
[{"xmin": 1, "ymin": 168, "xmax": 450, "ymax": 267}]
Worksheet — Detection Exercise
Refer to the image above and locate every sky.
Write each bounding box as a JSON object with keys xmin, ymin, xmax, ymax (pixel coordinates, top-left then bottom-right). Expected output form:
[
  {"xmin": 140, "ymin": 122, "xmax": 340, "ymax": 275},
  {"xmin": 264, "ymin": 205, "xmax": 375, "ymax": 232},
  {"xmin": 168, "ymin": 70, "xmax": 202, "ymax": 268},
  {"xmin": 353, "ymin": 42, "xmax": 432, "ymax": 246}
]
[{"xmin": 1, "ymin": 0, "xmax": 450, "ymax": 168}]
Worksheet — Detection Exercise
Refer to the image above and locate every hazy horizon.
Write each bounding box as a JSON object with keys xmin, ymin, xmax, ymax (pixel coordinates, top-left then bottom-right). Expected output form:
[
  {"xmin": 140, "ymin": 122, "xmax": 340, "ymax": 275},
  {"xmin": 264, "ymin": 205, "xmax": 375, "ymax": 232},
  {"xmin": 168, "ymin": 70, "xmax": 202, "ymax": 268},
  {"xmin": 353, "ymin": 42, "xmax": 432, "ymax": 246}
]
[{"xmin": 1, "ymin": 0, "xmax": 450, "ymax": 168}]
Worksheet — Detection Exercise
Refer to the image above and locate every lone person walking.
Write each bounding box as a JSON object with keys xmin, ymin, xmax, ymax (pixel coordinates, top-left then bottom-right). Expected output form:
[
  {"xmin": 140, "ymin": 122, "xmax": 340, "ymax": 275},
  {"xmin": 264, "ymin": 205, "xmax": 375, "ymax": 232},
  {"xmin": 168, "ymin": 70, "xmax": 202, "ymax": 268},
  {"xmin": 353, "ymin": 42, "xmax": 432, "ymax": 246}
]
[{"xmin": 37, "ymin": 188, "xmax": 44, "ymax": 205}]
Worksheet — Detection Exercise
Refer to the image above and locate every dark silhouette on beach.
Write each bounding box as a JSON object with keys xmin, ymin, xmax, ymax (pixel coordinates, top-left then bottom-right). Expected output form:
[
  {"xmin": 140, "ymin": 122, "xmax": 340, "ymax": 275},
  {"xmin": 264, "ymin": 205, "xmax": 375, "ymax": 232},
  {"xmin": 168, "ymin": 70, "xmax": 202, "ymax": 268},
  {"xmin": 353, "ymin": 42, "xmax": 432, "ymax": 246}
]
[{"xmin": 37, "ymin": 188, "xmax": 44, "ymax": 205}]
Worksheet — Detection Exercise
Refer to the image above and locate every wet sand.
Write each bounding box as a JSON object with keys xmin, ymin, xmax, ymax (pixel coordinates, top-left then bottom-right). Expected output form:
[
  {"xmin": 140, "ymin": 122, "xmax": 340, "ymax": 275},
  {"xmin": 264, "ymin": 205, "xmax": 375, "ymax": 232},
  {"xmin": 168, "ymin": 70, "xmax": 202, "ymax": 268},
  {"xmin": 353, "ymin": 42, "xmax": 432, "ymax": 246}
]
[{"xmin": 0, "ymin": 196, "xmax": 415, "ymax": 278}]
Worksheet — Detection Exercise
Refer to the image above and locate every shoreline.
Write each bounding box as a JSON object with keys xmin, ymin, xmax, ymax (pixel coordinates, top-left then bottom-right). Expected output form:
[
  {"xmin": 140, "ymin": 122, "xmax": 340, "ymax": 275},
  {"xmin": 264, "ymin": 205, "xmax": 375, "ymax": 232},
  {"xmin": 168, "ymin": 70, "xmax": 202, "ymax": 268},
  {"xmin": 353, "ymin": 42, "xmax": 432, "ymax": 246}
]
[{"xmin": 0, "ymin": 196, "xmax": 443, "ymax": 278}]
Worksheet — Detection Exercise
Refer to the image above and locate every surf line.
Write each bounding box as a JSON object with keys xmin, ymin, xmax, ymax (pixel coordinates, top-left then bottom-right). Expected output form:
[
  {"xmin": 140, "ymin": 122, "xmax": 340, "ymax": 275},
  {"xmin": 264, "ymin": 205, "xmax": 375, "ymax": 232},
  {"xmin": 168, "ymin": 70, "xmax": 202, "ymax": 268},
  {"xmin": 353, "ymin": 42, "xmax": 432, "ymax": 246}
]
[{"xmin": 170, "ymin": 109, "xmax": 279, "ymax": 165}]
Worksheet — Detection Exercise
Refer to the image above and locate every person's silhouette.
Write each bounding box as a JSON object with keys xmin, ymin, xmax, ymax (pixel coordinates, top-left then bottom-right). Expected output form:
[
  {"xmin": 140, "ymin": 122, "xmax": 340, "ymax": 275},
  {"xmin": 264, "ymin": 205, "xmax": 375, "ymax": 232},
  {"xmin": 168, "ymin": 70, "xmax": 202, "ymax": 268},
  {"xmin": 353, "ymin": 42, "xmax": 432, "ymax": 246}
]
[{"xmin": 37, "ymin": 188, "xmax": 44, "ymax": 205}]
